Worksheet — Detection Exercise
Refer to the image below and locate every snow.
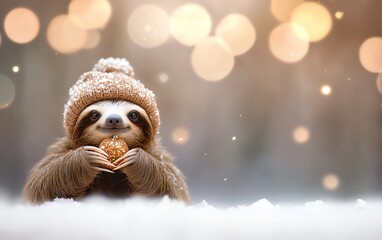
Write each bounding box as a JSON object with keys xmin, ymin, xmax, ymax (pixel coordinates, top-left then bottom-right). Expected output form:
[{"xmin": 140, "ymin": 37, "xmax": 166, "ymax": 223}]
[{"xmin": 1, "ymin": 196, "xmax": 382, "ymax": 240}]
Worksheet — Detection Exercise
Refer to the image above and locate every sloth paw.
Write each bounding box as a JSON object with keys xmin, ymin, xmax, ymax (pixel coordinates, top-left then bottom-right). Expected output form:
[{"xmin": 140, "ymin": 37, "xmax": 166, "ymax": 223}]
[
  {"xmin": 113, "ymin": 148, "xmax": 140, "ymax": 171},
  {"xmin": 83, "ymin": 146, "xmax": 115, "ymax": 173}
]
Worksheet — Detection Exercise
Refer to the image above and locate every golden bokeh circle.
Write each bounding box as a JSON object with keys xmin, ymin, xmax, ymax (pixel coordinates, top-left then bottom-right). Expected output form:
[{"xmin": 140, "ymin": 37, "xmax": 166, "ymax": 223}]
[
  {"xmin": 171, "ymin": 127, "xmax": 190, "ymax": 145},
  {"xmin": 159, "ymin": 73, "xmax": 169, "ymax": 83},
  {"xmin": 322, "ymin": 174, "xmax": 340, "ymax": 191},
  {"xmin": 335, "ymin": 11, "xmax": 344, "ymax": 20},
  {"xmin": 215, "ymin": 14, "xmax": 256, "ymax": 56},
  {"xmin": 271, "ymin": 0, "xmax": 304, "ymax": 22},
  {"xmin": 68, "ymin": 0, "xmax": 112, "ymax": 30},
  {"xmin": 359, "ymin": 37, "xmax": 382, "ymax": 73},
  {"xmin": 291, "ymin": 2, "xmax": 332, "ymax": 42},
  {"xmin": 191, "ymin": 37, "xmax": 235, "ymax": 81},
  {"xmin": 292, "ymin": 126, "xmax": 310, "ymax": 144},
  {"xmin": 321, "ymin": 84, "xmax": 332, "ymax": 95},
  {"xmin": 170, "ymin": 3, "xmax": 212, "ymax": 46},
  {"xmin": 12, "ymin": 66, "xmax": 20, "ymax": 73},
  {"xmin": 127, "ymin": 4, "xmax": 170, "ymax": 48},
  {"xmin": 269, "ymin": 23, "xmax": 310, "ymax": 63},
  {"xmin": 4, "ymin": 8, "xmax": 40, "ymax": 44},
  {"xmin": 47, "ymin": 15, "xmax": 88, "ymax": 54}
]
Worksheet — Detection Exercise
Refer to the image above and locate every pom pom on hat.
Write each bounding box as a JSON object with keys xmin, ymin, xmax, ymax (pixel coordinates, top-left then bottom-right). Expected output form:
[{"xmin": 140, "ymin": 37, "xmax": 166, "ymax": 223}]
[
  {"xmin": 93, "ymin": 58, "xmax": 135, "ymax": 77},
  {"xmin": 63, "ymin": 58, "xmax": 160, "ymax": 138}
]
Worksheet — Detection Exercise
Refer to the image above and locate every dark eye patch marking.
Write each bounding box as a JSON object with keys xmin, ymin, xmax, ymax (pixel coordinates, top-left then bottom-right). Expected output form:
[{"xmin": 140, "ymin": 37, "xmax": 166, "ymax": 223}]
[
  {"xmin": 129, "ymin": 111, "xmax": 153, "ymax": 148},
  {"xmin": 73, "ymin": 110, "xmax": 101, "ymax": 143}
]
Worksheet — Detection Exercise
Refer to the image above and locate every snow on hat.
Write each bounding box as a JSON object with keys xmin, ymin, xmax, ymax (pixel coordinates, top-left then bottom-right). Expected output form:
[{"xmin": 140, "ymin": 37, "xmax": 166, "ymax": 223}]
[{"xmin": 63, "ymin": 57, "xmax": 160, "ymax": 138}]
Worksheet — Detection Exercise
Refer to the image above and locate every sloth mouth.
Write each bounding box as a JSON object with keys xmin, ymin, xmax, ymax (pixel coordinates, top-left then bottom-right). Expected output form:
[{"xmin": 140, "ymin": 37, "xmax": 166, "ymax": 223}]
[{"xmin": 97, "ymin": 127, "xmax": 130, "ymax": 134}]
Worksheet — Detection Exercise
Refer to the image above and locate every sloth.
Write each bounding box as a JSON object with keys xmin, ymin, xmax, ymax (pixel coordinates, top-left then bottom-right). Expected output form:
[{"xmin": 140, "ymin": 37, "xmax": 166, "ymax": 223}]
[{"xmin": 23, "ymin": 58, "xmax": 190, "ymax": 204}]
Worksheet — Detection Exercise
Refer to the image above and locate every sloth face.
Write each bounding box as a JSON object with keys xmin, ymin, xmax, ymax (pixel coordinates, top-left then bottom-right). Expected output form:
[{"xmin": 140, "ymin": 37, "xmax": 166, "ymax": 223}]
[{"xmin": 73, "ymin": 100, "xmax": 153, "ymax": 149}]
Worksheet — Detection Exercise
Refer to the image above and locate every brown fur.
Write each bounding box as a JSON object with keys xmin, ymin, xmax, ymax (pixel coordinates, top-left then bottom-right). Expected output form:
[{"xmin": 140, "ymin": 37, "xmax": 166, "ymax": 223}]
[
  {"xmin": 24, "ymin": 137, "xmax": 190, "ymax": 204},
  {"xmin": 24, "ymin": 103, "xmax": 190, "ymax": 204}
]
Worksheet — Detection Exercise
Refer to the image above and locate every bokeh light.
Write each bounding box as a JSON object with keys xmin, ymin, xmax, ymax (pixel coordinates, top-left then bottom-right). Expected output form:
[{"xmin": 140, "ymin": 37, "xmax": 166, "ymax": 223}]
[
  {"xmin": 291, "ymin": 2, "xmax": 332, "ymax": 42},
  {"xmin": 376, "ymin": 73, "xmax": 382, "ymax": 95},
  {"xmin": 159, "ymin": 73, "xmax": 169, "ymax": 83},
  {"xmin": 293, "ymin": 126, "xmax": 310, "ymax": 144},
  {"xmin": 322, "ymin": 174, "xmax": 340, "ymax": 191},
  {"xmin": 171, "ymin": 127, "xmax": 190, "ymax": 144},
  {"xmin": 359, "ymin": 37, "xmax": 382, "ymax": 73},
  {"xmin": 68, "ymin": 0, "xmax": 112, "ymax": 30},
  {"xmin": 170, "ymin": 3, "xmax": 211, "ymax": 46},
  {"xmin": 127, "ymin": 4, "xmax": 170, "ymax": 48},
  {"xmin": 82, "ymin": 30, "xmax": 101, "ymax": 49},
  {"xmin": 335, "ymin": 11, "xmax": 344, "ymax": 20},
  {"xmin": 47, "ymin": 15, "xmax": 88, "ymax": 54},
  {"xmin": 215, "ymin": 14, "xmax": 256, "ymax": 56},
  {"xmin": 271, "ymin": 0, "xmax": 304, "ymax": 22},
  {"xmin": 0, "ymin": 75, "xmax": 16, "ymax": 109},
  {"xmin": 321, "ymin": 84, "xmax": 332, "ymax": 95},
  {"xmin": 191, "ymin": 37, "xmax": 234, "ymax": 81},
  {"xmin": 269, "ymin": 23, "xmax": 310, "ymax": 63},
  {"xmin": 4, "ymin": 8, "xmax": 40, "ymax": 44},
  {"xmin": 12, "ymin": 66, "xmax": 19, "ymax": 73}
]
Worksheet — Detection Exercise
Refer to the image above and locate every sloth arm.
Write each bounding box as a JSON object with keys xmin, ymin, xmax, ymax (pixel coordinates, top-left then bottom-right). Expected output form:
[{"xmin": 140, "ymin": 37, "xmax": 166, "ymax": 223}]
[
  {"xmin": 23, "ymin": 138, "xmax": 98, "ymax": 204},
  {"xmin": 118, "ymin": 142, "xmax": 191, "ymax": 203}
]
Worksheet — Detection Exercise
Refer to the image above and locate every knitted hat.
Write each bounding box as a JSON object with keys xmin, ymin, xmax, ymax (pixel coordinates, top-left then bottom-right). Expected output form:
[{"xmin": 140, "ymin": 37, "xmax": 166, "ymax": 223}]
[{"xmin": 63, "ymin": 58, "xmax": 160, "ymax": 137}]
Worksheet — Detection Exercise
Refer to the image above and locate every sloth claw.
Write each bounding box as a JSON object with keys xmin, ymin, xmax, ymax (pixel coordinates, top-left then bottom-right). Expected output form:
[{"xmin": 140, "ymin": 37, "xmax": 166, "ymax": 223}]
[
  {"xmin": 87, "ymin": 152, "xmax": 109, "ymax": 161},
  {"xmin": 92, "ymin": 166, "xmax": 114, "ymax": 174},
  {"xmin": 114, "ymin": 149, "xmax": 139, "ymax": 166},
  {"xmin": 83, "ymin": 146, "xmax": 109, "ymax": 158},
  {"xmin": 113, "ymin": 157, "xmax": 125, "ymax": 166},
  {"xmin": 89, "ymin": 159, "xmax": 116, "ymax": 169},
  {"xmin": 114, "ymin": 157, "xmax": 135, "ymax": 171}
]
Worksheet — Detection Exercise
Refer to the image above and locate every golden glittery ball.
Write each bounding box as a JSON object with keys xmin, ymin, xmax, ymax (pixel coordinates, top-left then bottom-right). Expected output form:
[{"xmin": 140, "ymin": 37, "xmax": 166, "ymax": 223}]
[{"xmin": 99, "ymin": 135, "xmax": 129, "ymax": 162}]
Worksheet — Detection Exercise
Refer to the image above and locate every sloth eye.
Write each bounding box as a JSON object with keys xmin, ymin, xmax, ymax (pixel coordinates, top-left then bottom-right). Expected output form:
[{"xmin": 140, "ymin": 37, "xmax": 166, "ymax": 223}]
[
  {"xmin": 89, "ymin": 110, "xmax": 100, "ymax": 121},
  {"xmin": 128, "ymin": 111, "xmax": 139, "ymax": 122}
]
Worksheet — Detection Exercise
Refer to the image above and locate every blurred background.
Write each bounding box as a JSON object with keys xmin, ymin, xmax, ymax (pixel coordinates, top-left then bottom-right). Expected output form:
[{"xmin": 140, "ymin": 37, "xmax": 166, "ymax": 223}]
[{"xmin": 0, "ymin": 0, "xmax": 382, "ymax": 205}]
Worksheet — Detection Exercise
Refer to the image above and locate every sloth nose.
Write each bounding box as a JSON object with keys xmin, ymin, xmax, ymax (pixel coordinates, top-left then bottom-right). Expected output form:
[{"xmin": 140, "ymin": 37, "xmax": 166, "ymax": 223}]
[{"xmin": 105, "ymin": 114, "xmax": 123, "ymax": 128}]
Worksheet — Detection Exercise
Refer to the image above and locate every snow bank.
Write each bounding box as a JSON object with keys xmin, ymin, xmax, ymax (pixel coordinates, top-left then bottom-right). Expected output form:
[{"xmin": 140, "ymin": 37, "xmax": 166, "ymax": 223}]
[{"xmin": 0, "ymin": 196, "xmax": 381, "ymax": 240}]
